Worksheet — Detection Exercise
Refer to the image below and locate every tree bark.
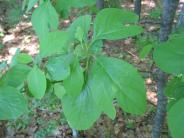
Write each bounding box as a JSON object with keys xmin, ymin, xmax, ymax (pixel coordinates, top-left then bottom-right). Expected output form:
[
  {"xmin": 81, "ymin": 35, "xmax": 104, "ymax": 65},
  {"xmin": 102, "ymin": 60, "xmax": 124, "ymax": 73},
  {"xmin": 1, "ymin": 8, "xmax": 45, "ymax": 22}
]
[
  {"xmin": 177, "ymin": 4, "xmax": 184, "ymax": 28},
  {"xmin": 134, "ymin": 0, "xmax": 141, "ymax": 20},
  {"xmin": 96, "ymin": 0, "xmax": 105, "ymax": 10},
  {"xmin": 151, "ymin": 0, "xmax": 179, "ymax": 138}
]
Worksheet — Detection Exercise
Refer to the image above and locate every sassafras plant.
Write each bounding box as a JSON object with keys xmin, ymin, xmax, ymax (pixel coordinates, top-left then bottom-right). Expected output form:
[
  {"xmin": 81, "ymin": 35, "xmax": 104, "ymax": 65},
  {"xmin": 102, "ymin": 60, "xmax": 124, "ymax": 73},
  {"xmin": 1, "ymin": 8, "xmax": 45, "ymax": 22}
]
[{"xmin": 0, "ymin": 0, "xmax": 146, "ymax": 130}]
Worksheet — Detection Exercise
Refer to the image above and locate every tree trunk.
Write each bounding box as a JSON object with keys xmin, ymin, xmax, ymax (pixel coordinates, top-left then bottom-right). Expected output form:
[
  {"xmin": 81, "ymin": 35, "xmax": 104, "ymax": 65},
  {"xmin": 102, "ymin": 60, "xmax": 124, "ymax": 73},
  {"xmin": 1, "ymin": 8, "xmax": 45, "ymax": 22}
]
[
  {"xmin": 151, "ymin": 0, "xmax": 179, "ymax": 138},
  {"xmin": 134, "ymin": 0, "xmax": 141, "ymax": 19},
  {"xmin": 96, "ymin": 0, "xmax": 105, "ymax": 10},
  {"xmin": 177, "ymin": 4, "xmax": 184, "ymax": 28}
]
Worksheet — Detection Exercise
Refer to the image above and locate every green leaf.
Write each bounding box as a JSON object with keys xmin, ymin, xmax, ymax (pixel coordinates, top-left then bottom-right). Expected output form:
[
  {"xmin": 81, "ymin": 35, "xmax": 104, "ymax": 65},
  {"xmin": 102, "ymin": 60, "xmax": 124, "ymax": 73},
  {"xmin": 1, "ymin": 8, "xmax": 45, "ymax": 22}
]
[
  {"xmin": 71, "ymin": 0, "xmax": 96, "ymax": 8},
  {"xmin": 0, "ymin": 61, "xmax": 7, "ymax": 73},
  {"xmin": 89, "ymin": 60, "xmax": 117, "ymax": 119},
  {"xmin": 93, "ymin": 8, "xmax": 143, "ymax": 41},
  {"xmin": 62, "ymin": 87, "xmax": 101, "ymax": 130},
  {"xmin": 16, "ymin": 53, "xmax": 33, "ymax": 64},
  {"xmin": 153, "ymin": 35, "xmax": 184, "ymax": 74},
  {"xmin": 54, "ymin": 0, "xmax": 95, "ymax": 18},
  {"xmin": 68, "ymin": 15, "xmax": 91, "ymax": 41},
  {"xmin": 54, "ymin": 0, "xmax": 71, "ymax": 18},
  {"xmin": 26, "ymin": 0, "xmax": 38, "ymax": 12},
  {"xmin": 96, "ymin": 56, "xmax": 146, "ymax": 115},
  {"xmin": 54, "ymin": 83, "xmax": 66, "ymax": 99},
  {"xmin": 10, "ymin": 48, "xmax": 21, "ymax": 67},
  {"xmin": 168, "ymin": 98, "xmax": 184, "ymax": 138},
  {"xmin": 2, "ymin": 64, "xmax": 31, "ymax": 88},
  {"xmin": 74, "ymin": 44, "xmax": 88, "ymax": 59},
  {"xmin": 46, "ymin": 54, "xmax": 72, "ymax": 81},
  {"xmin": 40, "ymin": 31, "xmax": 69, "ymax": 58},
  {"xmin": 90, "ymin": 40, "xmax": 103, "ymax": 54},
  {"xmin": 63, "ymin": 59, "xmax": 84, "ymax": 97},
  {"xmin": 27, "ymin": 66, "xmax": 46, "ymax": 99},
  {"xmin": 6, "ymin": 4, "xmax": 22, "ymax": 26},
  {"xmin": 62, "ymin": 56, "xmax": 146, "ymax": 130},
  {"xmin": 0, "ymin": 86, "xmax": 28, "ymax": 120},
  {"xmin": 31, "ymin": 0, "xmax": 58, "ymax": 41},
  {"xmin": 75, "ymin": 27, "xmax": 85, "ymax": 42},
  {"xmin": 165, "ymin": 77, "xmax": 184, "ymax": 100},
  {"xmin": 139, "ymin": 44, "xmax": 153, "ymax": 59}
]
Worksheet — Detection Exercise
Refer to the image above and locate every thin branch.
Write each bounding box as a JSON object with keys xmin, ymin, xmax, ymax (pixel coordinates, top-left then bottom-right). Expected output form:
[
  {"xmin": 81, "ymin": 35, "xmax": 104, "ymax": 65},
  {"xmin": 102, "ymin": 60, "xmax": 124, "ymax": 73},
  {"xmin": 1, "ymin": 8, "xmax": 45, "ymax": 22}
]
[{"xmin": 151, "ymin": 0, "xmax": 179, "ymax": 138}]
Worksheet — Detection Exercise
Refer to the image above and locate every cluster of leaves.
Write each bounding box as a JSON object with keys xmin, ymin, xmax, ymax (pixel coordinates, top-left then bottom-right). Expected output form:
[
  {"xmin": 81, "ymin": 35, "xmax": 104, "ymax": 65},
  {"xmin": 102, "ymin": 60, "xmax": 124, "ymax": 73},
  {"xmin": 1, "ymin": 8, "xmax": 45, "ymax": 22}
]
[
  {"xmin": 0, "ymin": 0, "xmax": 22, "ymax": 26},
  {"xmin": 149, "ymin": 7, "xmax": 161, "ymax": 19},
  {"xmin": 0, "ymin": 0, "xmax": 147, "ymax": 130},
  {"xmin": 53, "ymin": 0, "xmax": 96, "ymax": 18},
  {"xmin": 153, "ymin": 34, "xmax": 184, "ymax": 138},
  {"xmin": 23, "ymin": 0, "xmax": 96, "ymax": 18}
]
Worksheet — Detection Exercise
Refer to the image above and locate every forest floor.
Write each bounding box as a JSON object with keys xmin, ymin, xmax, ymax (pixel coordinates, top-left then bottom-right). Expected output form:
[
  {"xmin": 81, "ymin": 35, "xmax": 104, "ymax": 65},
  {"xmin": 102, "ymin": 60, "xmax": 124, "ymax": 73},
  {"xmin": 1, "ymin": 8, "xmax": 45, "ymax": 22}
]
[{"xmin": 0, "ymin": 0, "xmax": 183, "ymax": 138}]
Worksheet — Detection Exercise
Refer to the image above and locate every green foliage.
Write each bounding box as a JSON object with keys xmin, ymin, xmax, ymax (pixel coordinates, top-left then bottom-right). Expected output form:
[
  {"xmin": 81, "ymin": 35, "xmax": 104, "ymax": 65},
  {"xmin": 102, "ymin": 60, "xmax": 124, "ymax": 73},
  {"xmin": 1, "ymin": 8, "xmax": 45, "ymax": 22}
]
[
  {"xmin": 0, "ymin": 61, "xmax": 7, "ymax": 74},
  {"xmin": 2, "ymin": 0, "xmax": 184, "ymax": 137},
  {"xmin": 104, "ymin": 0, "xmax": 121, "ymax": 8},
  {"xmin": 139, "ymin": 44, "xmax": 153, "ymax": 59},
  {"xmin": 63, "ymin": 59, "xmax": 84, "ymax": 97},
  {"xmin": 26, "ymin": 0, "xmax": 38, "ymax": 12},
  {"xmin": 2, "ymin": 64, "xmax": 31, "ymax": 88},
  {"xmin": 16, "ymin": 53, "xmax": 33, "ymax": 64},
  {"xmin": 53, "ymin": 0, "xmax": 96, "ymax": 18},
  {"xmin": 136, "ymin": 34, "xmax": 156, "ymax": 59},
  {"xmin": 53, "ymin": 8, "xmax": 145, "ymax": 130},
  {"xmin": 93, "ymin": 8, "xmax": 143, "ymax": 41},
  {"xmin": 40, "ymin": 31, "xmax": 69, "ymax": 57},
  {"xmin": 165, "ymin": 76, "xmax": 184, "ymax": 113},
  {"xmin": 165, "ymin": 77, "xmax": 184, "ymax": 100},
  {"xmin": 153, "ymin": 34, "xmax": 184, "ymax": 138},
  {"xmin": 31, "ymin": 0, "xmax": 59, "ymax": 41},
  {"xmin": 27, "ymin": 66, "xmax": 46, "ymax": 99},
  {"xmin": 168, "ymin": 99, "xmax": 184, "ymax": 138},
  {"xmin": 35, "ymin": 120, "xmax": 57, "ymax": 138},
  {"xmin": 0, "ymin": 86, "xmax": 28, "ymax": 120},
  {"xmin": 0, "ymin": 5, "xmax": 146, "ymax": 131},
  {"xmin": 154, "ymin": 35, "xmax": 184, "ymax": 74},
  {"xmin": 149, "ymin": 8, "xmax": 161, "ymax": 19},
  {"xmin": 68, "ymin": 15, "xmax": 91, "ymax": 41},
  {"xmin": 54, "ymin": 83, "xmax": 66, "ymax": 99},
  {"xmin": 5, "ymin": 0, "xmax": 22, "ymax": 26},
  {"xmin": 46, "ymin": 54, "xmax": 72, "ymax": 81}
]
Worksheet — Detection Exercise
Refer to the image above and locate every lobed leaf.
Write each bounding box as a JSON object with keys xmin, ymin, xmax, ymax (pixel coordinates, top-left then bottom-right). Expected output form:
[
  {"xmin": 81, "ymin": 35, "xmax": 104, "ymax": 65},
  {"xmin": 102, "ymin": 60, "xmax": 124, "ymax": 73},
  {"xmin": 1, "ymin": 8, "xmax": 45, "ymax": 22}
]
[
  {"xmin": 62, "ymin": 56, "xmax": 146, "ymax": 130},
  {"xmin": 96, "ymin": 56, "xmax": 146, "ymax": 115}
]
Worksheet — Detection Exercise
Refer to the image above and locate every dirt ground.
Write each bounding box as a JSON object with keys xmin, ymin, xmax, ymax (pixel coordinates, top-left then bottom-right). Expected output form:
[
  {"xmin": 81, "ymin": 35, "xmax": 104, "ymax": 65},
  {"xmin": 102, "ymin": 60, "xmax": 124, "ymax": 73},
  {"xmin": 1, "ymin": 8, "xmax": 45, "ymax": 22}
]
[{"xmin": 1, "ymin": 0, "xmax": 183, "ymax": 138}]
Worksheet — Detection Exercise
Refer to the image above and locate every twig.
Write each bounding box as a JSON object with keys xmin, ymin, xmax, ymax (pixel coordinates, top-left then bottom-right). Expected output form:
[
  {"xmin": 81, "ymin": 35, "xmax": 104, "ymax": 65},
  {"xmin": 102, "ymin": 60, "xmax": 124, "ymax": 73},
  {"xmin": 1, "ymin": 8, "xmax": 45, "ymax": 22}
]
[{"xmin": 151, "ymin": 1, "xmax": 179, "ymax": 138}]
